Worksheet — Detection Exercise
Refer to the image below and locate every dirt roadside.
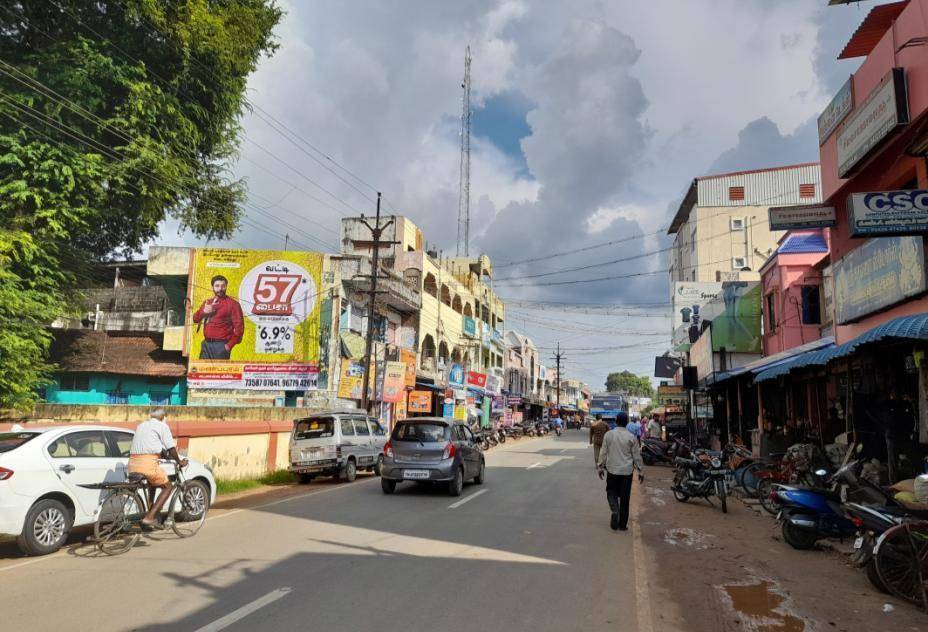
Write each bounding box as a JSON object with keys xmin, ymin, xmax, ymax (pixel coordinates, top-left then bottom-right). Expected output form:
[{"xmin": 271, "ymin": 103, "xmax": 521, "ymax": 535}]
[{"xmin": 635, "ymin": 465, "xmax": 925, "ymax": 632}]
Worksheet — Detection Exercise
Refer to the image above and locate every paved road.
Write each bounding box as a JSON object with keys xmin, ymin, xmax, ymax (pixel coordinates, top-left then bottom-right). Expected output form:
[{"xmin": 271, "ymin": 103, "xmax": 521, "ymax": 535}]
[{"xmin": 0, "ymin": 433, "xmax": 649, "ymax": 632}]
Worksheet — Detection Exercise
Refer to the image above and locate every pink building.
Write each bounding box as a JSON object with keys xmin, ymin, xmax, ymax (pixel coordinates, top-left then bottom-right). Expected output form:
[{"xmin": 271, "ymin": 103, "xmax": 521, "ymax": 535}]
[{"xmin": 759, "ymin": 231, "xmax": 830, "ymax": 356}]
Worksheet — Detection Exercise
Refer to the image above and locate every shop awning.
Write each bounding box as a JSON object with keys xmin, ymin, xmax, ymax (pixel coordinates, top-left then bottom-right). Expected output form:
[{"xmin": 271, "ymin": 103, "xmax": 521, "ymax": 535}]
[
  {"xmin": 711, "ymin": 336, "xmax": 835, "ymax": 384},
  {"xmin": 414, "ymin": 381, "xmax": 445, "ymax": 392},
  {"xmin": 755, "ymin": 313, "xmax": 928, "ymax": 382}
]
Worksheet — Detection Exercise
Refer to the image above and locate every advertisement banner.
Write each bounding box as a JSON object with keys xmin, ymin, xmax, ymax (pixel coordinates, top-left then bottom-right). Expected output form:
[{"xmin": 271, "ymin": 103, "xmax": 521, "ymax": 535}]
[
  {"xmin": 337, "ymin": 358, "xmax": 364, "ymax": 400},
  {"xmin": 672, "ymin": 282, "xmax": 722, "ymax": 347},
  {"xmin": 507, "ymin": 396, "xmax": 523, "ymax": 406},
  {"xmin": 408, "ymin": 390, "xmax": 432, "ymax": 413},
  {"xmin": 466, "ymin": 371, "xmax": 487, "ymax": 390},
  {"xmin": 400, "ymin": 349, "xmax": 417, "ymax": 387},
  {"xmin": 462, "ymin": 316, "xmax": 477, "ymax": 338},
  {"xmin": 848, "ymin": 190, "xmax": 928, "ymax": 237},
  {"xmin": 448, "ymin": 363, "xmax": 465, "ymax": 388},
  {"xmin": 512, "ymin": 411, "xmax": 523, "ymax": 424},
  {"xmin": 394, "ymin": 394, "xmax": 407, "ymax": 422},
  {"xmin": 188, "ymin": 363, "xmax": 319, "ymax": 390},
  {"xmin": 453, "ymin": 405, "xmax": 468, "ymax": 421},
  {"xmin": 704, "ymin": 282, "xmax": 762, "ymax": 353},
  {"xmin": 491, "ymin": 396, "xmax": 504, "ymax": 414},
  {"xmin": 768, "ymin": 205, "xmax": 836, "ymax": 231},
  {"xmin": 442, "ymin": 403, "xmax": 454, "ymax": 419},
  {"xmin": 837, "ymin": 68, "xmax": 909, "ymax": 178},
  {"xmin": 834, "ymin": 236, "xmax": 926, "ymax": 324},
  {"xmin": 382, "ymin": 361, "xmax": 407, "ymax": 403},
  {"xmin": 485, "ymin": 373, "xmax": 501, "ymax": 395},
  {"xmin": 817, "ymin": 76, "xmax": 853, "ymax": 145}
]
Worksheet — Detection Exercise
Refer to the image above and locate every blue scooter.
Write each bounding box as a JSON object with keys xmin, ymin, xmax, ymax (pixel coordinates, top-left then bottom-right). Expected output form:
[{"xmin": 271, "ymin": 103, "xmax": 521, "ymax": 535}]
[{"xmin": 771, "ymin": 463, "xmax": 859, "ymax": 550}]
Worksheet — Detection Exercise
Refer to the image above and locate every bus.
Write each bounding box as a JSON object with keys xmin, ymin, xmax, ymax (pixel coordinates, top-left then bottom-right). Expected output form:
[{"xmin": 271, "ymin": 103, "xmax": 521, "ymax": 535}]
[{"xmin": 590, "ymin": 393, "xmax": 628, "ymax": 427}]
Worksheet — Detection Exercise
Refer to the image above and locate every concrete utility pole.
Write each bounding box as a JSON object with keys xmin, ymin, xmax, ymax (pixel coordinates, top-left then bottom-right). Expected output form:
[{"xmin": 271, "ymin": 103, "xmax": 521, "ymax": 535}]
[
  {"xmin": 552, "ymin": 341, "xmax": 564, "ymax": 412},
  {"xmin": 359, "ymin": 193, "xmax": 398, "ymax": 414},
  {"xmin": 456, "ymin": 46, "xmax": 472, "ymax": 257}
]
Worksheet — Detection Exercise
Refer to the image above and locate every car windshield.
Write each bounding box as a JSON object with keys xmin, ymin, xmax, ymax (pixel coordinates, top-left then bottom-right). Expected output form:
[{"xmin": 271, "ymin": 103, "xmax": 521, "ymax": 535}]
[
  {"xmin": 393, "ymin": 423, "xmax": 448, "ymax": 442},
  {"xmin": 0, "ymin": 432, "xmax": 40, "ymax": 454},
  {"xmin": 294, "ymin": 417, "xmax": 335, "ymax": 440}
]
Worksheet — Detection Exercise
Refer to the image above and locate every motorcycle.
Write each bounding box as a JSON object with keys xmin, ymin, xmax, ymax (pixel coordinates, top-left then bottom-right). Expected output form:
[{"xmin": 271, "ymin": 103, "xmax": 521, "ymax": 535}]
[
  {"xmin": 642, "ymin": 436, "xmax": 691, "ymax": 466},
  {"xmin": 554, "ymin": 424, "xmax": 562, "ymax": 437},
  {"xmin": 672, "ymin": 452, "xmax": 729, "ymax": 513},
  {"xmin": 842, "ymin": 502, "xmax": 906, "ymax": 593},
  {"xmin": 495, "ymin": 427, "xmax": 506, "ymax": 444}
]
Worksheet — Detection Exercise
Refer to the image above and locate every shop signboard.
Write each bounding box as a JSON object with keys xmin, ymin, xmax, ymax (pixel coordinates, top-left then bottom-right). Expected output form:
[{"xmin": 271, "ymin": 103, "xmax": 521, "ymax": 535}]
[
  {"xmin": 837, "ymin": 68, "xmax": 909, "ymax": 178},
  {"xmin": 848, "ymin": 189, "xmax": 928, "ymax": 237},
  {"xmin": 481, "ymin": 322, "xmax": 492, "ymax": 349},
  {"xmin": 507, "ymin": 395, "xmax": 523, "ymax": 406},
  {"xmin": 462, "ymin": 316, "xmax": 477, "ymax": 338},
  {"xmin": 188, "ymin": 363, "xmax": 319, "ymax": 390},
  {"xmin": 466, "ymin": 371, "xmax": 487, "ymax": 390},
  {"xmin": 448, "ymin": 363, "xmax": 465, "ymax": 388},
  {"xmin": 394, "ymin": 394, "xmax": 407, "ymax": 421},
  {"xmin": 768, "ymin": 204, "xmax": 836, "ymax": 231},
  {"xmin": 400, "ymin": 349, "xmax": 417, "ymax": 387},
  {"xmin": 834, "ymin": 236, "xmax": 926, "ymax": 324},
  {"xmin": 485, "ymin": 373, "xmax": 501, "ymax": 395},
  {"xmin": 690, "ymin": 327, "xmax": 715, "ymax": 384},
  {"xmin": 817, "ymin": 76, "xmax": 853, "ymax": 145},
  {"xmin": 188, "ymin": 248, "xmax": 323, "ymax": 390},
  {"xmin": 382, "ymin": 361, "xmax": 407, "ymax": 403},
  {"xmin": 442, "ymin": 403, "xmax": 454, "ymax": 419},
  {"xmin": 408, "ymin": 390, "xmax": 432, "ymax": 413},
  {"xmin": 491, "ymin": 396, "xmax": 504, "ymax": 414},
  {"xmin": 538, "ymin": 365, "xmax": 547, "ymax": 380}
]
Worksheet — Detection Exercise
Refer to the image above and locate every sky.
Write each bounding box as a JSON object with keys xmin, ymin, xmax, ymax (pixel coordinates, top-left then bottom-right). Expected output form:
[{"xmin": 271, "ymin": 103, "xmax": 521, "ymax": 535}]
[{"xmin": 157, "ymin": 0, "xmax": 870, "ymax": 390}]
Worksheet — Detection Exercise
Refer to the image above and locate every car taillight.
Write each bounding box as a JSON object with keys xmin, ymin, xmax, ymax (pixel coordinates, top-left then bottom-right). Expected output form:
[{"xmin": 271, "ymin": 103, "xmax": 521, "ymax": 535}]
[
  {"xmin": 0, "ymin": 467, "xmax": 12, "ymax": 481},
  {"xmin": 851, "ymin": 517, "xmax": 864, "ymax": 528},
  {"xmin": 442, "ymin": 442, "xmax": 456, "ymax": 460},
  {"xmin": 336, "ymin": 445, "xmax": 343, "ymax": 458},
  {"xmin": 384, "ymin": 441, "xmax": 393, "ymax": 458}
]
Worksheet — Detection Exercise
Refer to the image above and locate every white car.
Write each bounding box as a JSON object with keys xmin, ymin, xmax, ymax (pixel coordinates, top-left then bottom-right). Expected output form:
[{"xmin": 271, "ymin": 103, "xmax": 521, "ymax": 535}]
[{"xmin": 0, "ymin": 425, "xmax": 216, "ymax": 556}]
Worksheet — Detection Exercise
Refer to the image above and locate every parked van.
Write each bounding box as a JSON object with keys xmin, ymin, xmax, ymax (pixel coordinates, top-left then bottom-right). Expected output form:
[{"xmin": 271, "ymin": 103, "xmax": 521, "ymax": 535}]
[{"xmin": 288, "ymin": 411, "xmax": 388, "ymax": 483}]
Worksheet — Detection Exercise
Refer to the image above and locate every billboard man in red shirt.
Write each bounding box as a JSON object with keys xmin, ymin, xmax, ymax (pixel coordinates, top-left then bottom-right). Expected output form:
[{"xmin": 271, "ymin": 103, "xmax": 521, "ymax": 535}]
[{"xmin": 193, "ymin": 275, "xmax": 244, "ymax": 360}]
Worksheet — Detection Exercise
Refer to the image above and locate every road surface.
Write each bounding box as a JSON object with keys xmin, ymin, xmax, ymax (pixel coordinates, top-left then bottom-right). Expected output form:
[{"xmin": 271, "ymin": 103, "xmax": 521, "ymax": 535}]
[{"xmin": 0, "ymin": 434, "xmax": 651, "ymax": 632}]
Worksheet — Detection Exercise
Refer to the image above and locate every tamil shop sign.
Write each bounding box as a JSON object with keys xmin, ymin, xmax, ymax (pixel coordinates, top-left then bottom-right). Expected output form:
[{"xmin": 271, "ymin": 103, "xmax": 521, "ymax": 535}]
[
  {"xmin": 188, "ymin": 363, "xmax": 319, "ymax": 390},
  {"xmin": 848, "ymin": 189, "xmax": 928, "ymax": 237},
  {"xmin": 837, "ymin": 68, "xmax": 908, "ymax": 178},
  {"xmin": 818, "ymin": 76, "xmax": 853, "ymax": 145},
  {"xmin": 769, "ymin": 204, "xmax": 836, "ymax": 231},
  {"xmin": 834, "ymin": 236, "xmax": 926, "ymax": 324},
  {"xmin": 462, "ymin": 315, "xmax": 477, "ymax": 338},
  {"xmin": 466, "ymin": 371, "xmax": 487, "ymax": 390}
]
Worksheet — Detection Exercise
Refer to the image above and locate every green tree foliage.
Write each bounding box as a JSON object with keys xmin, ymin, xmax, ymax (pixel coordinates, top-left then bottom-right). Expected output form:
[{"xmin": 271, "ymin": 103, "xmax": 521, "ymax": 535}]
[
  {"xmin": 0, "ymin": 1, "xmax": 281, "ymax": 409},
  {"xmin": 605, "ymin": 371, "xmax": 653, "ymax": 398}
]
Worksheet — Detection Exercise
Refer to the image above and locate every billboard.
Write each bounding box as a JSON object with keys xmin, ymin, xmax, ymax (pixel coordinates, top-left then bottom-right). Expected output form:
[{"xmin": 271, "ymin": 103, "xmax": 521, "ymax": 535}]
[
  {"xmin": 400, "ymin": 349, "xmax": 417, "ymax": 387},
  {"xmin": 837, "ymin": 68, "xmax": 908, "ymax": 178},
  {"xmin": 188, "ymin": 248, "xmax": 324, "ymax": 389},
  {"xmin": 337, "ymin": 358, "xmax": 365, "ymax": 400},
  {"xmin": 768, "ymin": 204, "xmax": 836, "ymax": 231},
  {"xmin": 848, "ymin": 190, "xmax": 928, "ymax": 237},
  {"xmin": 408, "ymin": 391, "xmax": 432, "ymax": 413},
  {"xmin": 672, "ymin": 281, "xmax": 761, "ymax": 353},
  {"xmin": 834, "ymin": 236, "xmax": 926, "ymax": 324},
  {"xmin": 382, "ymin": 361, "xmax": 407, "ymax": 403}
]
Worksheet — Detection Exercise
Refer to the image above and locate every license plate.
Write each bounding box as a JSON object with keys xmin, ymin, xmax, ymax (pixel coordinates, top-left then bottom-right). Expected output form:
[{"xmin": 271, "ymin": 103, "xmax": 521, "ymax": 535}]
[
  {"xmin": 854, "ymin": 536, "xmax": 864, "ymax": 550},
  {"xmin": 403, "ymin": 470, "xmax": 430, "ymax": 479},
  {"xmin": 708, "ymin": 469, "xmax": 728, "ymax": 476}
]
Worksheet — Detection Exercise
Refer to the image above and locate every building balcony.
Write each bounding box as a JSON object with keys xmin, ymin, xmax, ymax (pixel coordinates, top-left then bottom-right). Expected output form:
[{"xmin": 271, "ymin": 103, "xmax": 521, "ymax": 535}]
[{"xmin": 336, "ymin": 255, "xmax": 421, "ymax": 314}]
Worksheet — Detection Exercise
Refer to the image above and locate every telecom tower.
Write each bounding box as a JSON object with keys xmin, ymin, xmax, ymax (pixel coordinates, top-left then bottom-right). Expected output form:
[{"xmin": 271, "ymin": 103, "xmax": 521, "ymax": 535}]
[{"xmin": 456, "ymin": 46, "xmax": 472, "ymax": 257}]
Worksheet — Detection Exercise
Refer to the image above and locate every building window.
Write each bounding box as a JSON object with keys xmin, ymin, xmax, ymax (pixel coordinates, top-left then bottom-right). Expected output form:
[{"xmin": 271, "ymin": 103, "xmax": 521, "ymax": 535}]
[
  {"xmin": 59, "ymin": 374, "xmax": 91, "ymax": 391},
  {"xmin": 731, "ymin": 257, "xmax": 747, "ymax": 270},
  {"xmin": 728, "ymin": 186, "xmax": 745, "ymax": 201},
  {"xmin": 766, "ymin": 293, "xmax": 777, "ymax": 331},
  {"xmin": 800, "ymin": 286, "xmax": 821, "ymax": 325},
  {"xmin": 106, "ymin": 392, "xmax": 129, "ymax": 405},
  {"xmin": 729, "ymin": 217, "xmax": 745, "ymax": 231},
  {"xmin": 799, "ymin": 183, "xmax": 816, "ymax": 199},
  {"xmin": 149, "ymin": 392, "xmax": 172, "ymax": 406}
]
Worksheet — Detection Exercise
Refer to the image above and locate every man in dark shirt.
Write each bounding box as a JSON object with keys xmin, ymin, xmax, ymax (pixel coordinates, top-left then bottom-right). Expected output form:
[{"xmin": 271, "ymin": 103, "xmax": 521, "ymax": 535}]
[
  {"xmin": 590, "ymin": 414, "xmax": 610, "ymax": 466},
  {"xmin": 193, "ymin": 275, "xmax": 244, "ymax": 360}
]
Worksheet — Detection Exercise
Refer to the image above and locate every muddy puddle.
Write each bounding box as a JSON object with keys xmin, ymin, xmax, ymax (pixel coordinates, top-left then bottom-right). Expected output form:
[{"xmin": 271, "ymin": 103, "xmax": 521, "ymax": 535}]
[
  {"xmin": 663, "ymin": 527, "xmax": 715, "ymax": 549},
  {"xmin": 721, "ymin": 580, "xmax": 807, "ymax": 632}
]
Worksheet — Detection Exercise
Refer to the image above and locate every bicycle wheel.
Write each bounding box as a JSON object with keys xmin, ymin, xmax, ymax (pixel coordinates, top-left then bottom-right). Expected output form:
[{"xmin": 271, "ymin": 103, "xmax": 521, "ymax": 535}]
[
  {"xmin": 756, "ymin": 479, "xmax": 779, "ymax": 515},
  {"xmin": 168, "ymin": 480, "xmax": 209, "ymax": 538},
  {"xmin": 740, "ymin": 462, "xmax": 767, "ymax": 496},
  {"xmin": 94, "ymin": 489, "xmax": 144, "ymax": 555},
  {"xmin": 875, "ymin": 522, "xmax": 928, "ymax": 609}
]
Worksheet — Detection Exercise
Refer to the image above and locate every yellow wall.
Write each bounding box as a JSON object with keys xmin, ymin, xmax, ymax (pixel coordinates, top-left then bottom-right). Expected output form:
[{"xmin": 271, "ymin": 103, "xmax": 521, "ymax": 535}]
[
  {"xmin": 275, "ymin": 431, "xmax": 292, "ymax": 471},
  {"xmin": 187, "ymin": 433, "xmax": 270, "ymax": 480}
]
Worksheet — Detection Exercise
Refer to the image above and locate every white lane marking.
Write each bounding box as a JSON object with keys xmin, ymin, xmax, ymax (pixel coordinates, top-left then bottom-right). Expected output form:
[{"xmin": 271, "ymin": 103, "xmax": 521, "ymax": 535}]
[
  {"xmin": 632, "ymin": 484, "xmax": 655, "ymax": 632},
  {"xmin": 559, "ymin": 448, "xmax": 567, "ymax": 454},
  {"xmin": 526, "ymin": 461, "xmax": 544, "ymax": 469},
  {"xmin": 193, "ymin": 587, "xmax": 292, "ymax": 632},
  {"xmin": 448, "ymin": 489, "xmax": 488, "ymax": 509},
  {"xmin": 0, "ymin": 556, "xmax": 53, "ymax": 573}
]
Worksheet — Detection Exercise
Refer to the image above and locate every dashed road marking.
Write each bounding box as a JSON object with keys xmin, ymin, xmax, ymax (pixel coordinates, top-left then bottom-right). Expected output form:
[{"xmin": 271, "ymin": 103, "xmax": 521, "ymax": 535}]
[
  {"xmin": 448, "ymin": 489, "xmax": 488, "ymax": 509},
  {"xmin": 193, "ymin": 587, "xmax": 292, "ymax": 632}
]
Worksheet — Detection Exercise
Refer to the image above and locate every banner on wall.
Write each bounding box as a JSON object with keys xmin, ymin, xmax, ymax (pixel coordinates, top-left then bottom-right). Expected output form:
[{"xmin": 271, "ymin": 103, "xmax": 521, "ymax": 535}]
[
  {"xmin": 408, "ymin": 391, "xmax": 433, "ymax": 413},
  {"xmin": 394, "ymin": 393, "xmax": 407, "ymax": 421},
  {"xmin": 188, "ymin": 248, "xmax": 324, "ymax": 389},
  {"xmin": 382, "ymin": 361, "xmax": 407, "ymax": 403},
  {"xmin": 466, "ymin": 371, "xmax": 487, "ymax": 390},
  {"xmin": 400, "ymin": 349, "xmax": 417, "ymax": 387},
  {"xmin": 337, "ymin": 358, "xmax": 364, "ymax": 400}
]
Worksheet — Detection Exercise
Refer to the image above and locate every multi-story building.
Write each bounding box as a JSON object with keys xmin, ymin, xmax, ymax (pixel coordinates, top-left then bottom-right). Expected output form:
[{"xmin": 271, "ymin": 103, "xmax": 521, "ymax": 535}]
[{"xmin": 668, "ymin": 163, "xmax": 823, "ymax": 283}]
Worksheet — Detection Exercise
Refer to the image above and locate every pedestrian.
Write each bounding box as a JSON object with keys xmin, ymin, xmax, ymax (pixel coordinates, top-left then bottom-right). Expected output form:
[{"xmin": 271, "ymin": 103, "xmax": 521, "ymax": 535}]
[
  {"xmin": 597, "ymin": 412, "xmax": 644, "ymax": 531},
  {"xmin": 590, "ymin": 414, "xmax": 609, "ymax": 465},
  {"xmin": 647, "ymin": 415, "xmax": 662, "ymax": 441},
  {"xmin": 627, "ymin": 416, "xmax": 642, "ymax": 442}
]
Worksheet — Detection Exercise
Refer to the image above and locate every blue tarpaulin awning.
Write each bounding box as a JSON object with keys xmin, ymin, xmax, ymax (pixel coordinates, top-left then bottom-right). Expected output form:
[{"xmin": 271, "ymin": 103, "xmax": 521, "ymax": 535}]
[
  {"xmin": 755, "ymin": 313, "xmax": 928, "ymax": 382},
  {"xmin": 710, "ymin": 337, "xmax": 835, "ymax": 384}
]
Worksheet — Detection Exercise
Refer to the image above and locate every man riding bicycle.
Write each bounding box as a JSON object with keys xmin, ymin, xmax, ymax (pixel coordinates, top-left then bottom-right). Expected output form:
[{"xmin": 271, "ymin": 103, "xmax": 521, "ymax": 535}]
[{"xmin": 128, "ymin": 408, "xmax": 188, "ymax": 529}]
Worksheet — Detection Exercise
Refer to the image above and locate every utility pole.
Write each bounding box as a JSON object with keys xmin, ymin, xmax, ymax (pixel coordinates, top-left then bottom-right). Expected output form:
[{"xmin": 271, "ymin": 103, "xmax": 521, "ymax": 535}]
[
  {"xmin": 456, "ymin": 45, "xmax": 472, "ymax": 257},
  {"xmin": 551, "ymin": 341, "xmax": 564, "ymax": 413},
  {"xmin": 359, "ymin": 193, "xmax": 398, "ymax": 414}
]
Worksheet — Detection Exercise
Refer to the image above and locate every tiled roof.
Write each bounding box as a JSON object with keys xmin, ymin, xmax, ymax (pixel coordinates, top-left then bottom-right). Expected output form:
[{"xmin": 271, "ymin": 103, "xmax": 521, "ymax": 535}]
[{"xmin": 49, "ymin": 330, "xmax": 186, "ymax": 377}]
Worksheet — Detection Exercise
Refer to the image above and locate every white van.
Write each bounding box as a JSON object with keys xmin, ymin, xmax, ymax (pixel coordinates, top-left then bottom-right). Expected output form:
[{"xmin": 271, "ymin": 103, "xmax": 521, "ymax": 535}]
[{"xmin": 288, "ymin": 411, "xmax": 388, "ymax": 483}]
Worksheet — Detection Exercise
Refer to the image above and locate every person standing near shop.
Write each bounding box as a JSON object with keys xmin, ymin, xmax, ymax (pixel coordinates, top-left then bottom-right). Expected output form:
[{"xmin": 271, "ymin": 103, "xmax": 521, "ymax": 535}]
[
  {"xmin": 597, "ymin": 412, "xmax": 644, "ymax": 531},
  {"xmin": 590, "ymin": 414, "xmax": 609, "ymax": 465},
  {"xmin": 646, "ymin": 415, "xmax": 662, "ymax": 441}
]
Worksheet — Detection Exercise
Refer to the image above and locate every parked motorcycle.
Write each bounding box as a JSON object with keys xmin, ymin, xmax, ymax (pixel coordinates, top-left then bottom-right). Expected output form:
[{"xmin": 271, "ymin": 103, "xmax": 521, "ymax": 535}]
[
  {"xmin": 642, "ymin": 436, "xmax": 691, "ymax": 466},
  {"xmin": 672, "ymin": 452, "xmax": 729, "ymax": 513}
]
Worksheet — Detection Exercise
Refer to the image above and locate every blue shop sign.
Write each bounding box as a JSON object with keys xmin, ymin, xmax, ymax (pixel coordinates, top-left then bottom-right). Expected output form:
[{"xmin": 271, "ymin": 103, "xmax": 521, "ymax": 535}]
[
  {"xmin": 834, "ymin": 236, "xmax": 926, "ymax": 324},
  {"xmin": 463, "ymin": 316, "xmax": 477, "ymax": 338},
  {"xmin": 448, "ymin": 363, "xmax": 465, "ymax": 388},
  {"xmin": 849, "ymin": 189, "xmax": 928, "ymax": 237}
]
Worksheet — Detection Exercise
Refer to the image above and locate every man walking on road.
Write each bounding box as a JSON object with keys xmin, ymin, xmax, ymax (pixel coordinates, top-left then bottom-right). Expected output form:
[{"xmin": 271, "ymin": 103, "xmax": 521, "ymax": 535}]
[
  {"xmin": 590, "ymin": 414, "xmax": 609, "ymax": 465},
  {"xmin": 597, "ymin": 412, "xmax": 644, "ymax": 531}
]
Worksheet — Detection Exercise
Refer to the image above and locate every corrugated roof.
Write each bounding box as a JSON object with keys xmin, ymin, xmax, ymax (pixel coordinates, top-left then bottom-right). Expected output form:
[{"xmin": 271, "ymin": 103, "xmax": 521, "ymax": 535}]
[
  {"xmin": 49, "ymin": 330, "xmax": 186, "ymax": 377},
  {"xmin": 698, "ymin": 162, "xmax": 820, "ymax": 181},
  {"xmin": 778, "ymin": 232, "xmax": 829, "ymax": 254},
  {"xmin": 838, "ymin": 1, "xmax": 908, "ymax": 60}
]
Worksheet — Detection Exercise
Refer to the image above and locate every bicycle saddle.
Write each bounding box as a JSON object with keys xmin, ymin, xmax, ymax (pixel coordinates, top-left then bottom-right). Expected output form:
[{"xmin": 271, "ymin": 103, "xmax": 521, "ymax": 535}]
[{"xmin": 127, "ymin": 472, "xmax": 148, "ymax": 483}]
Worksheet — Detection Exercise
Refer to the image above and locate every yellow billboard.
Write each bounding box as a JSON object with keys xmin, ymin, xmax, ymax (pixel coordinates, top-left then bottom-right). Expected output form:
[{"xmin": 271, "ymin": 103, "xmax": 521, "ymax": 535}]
[{"xmin": 188, "ymin": 248, "xmax": 324, "ymax": 389}]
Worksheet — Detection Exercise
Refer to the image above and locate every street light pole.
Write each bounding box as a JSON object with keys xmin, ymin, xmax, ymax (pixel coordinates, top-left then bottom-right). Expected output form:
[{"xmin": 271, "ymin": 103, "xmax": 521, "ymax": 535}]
[{"xmin": 360, "ymin": 193, "xmax": 394, "ymax": 414}]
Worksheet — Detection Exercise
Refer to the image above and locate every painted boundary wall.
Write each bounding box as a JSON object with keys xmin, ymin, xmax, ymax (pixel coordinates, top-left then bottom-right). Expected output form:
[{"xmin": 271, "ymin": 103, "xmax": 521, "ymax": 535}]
[{"xmin": 0, "ymin": 404, "xmax": 302, "ymax": 480}]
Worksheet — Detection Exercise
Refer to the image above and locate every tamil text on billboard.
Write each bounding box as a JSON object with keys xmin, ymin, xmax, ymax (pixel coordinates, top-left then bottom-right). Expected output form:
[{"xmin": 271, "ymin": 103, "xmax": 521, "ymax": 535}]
[
  {"xmin": 188, "ymin": 248, "xmax": 324, "ymax": 390},
  {"xmin": 848, "ymin": 190, "xmax": 928, "ymax": 237},
  {"xmin": 834, "ymin": 236, "xmax": 926, "ymax": 324}
]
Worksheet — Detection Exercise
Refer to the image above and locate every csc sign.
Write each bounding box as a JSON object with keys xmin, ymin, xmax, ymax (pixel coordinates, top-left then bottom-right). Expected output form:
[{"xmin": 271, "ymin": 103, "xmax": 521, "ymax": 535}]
[{"xmin": 849, "ymin": 189, "xmax": 928, "ymax": 237}]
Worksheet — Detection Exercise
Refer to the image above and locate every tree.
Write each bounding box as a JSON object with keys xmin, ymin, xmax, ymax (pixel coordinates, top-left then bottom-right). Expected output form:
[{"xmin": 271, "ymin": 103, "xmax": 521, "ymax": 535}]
[
  {"xmin": 0, "ymin": 1, "xmax": 282, "ymax": 409},
  {"xmin": 605, "ymin": 371, "xmax": 653, "ymax": 399}
]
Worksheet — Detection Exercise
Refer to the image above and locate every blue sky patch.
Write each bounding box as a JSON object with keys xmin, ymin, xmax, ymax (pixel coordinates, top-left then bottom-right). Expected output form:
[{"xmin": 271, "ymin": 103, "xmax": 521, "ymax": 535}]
[{"xmin": 472, "ymin": 90, "xmax": 534, "ymax": 178}]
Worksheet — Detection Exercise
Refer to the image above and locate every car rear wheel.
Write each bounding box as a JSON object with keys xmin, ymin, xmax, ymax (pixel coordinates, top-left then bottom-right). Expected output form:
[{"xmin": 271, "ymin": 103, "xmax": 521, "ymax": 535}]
[
  {"xmin": 474, "ymin": 460, "xmax": 485, "ymax": 485},
  {"xmin": 341, "ymin": 459, "xmax": 357, "ymax": 483},
  {"xmin": 448, "ymin": 467, "xmax": 464, "ymax": 497},
  {"xmin": 381, "ymin": 478, "xmax": 396, "ymax": 494},
  {"xmin": 374, "ymin": 455, "xmax": 384, "ymax": 477},
  {"xmin": 18, "ymin": 498, "xmax": 73, "ymax": 556},
  {"xmin": 299, "ymin": 474, "xmax": 315, "ymax": 484}
]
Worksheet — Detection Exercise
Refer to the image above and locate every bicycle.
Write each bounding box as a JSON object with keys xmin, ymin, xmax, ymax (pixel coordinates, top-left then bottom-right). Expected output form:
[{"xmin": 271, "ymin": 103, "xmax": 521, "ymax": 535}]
[
  {"xmin": 88, "ymin": 461, "xmax": 209, "ymax": 555},
  {"xmin": 874, "ymin": 518, "xmax": 928, "ymax": 610}
]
